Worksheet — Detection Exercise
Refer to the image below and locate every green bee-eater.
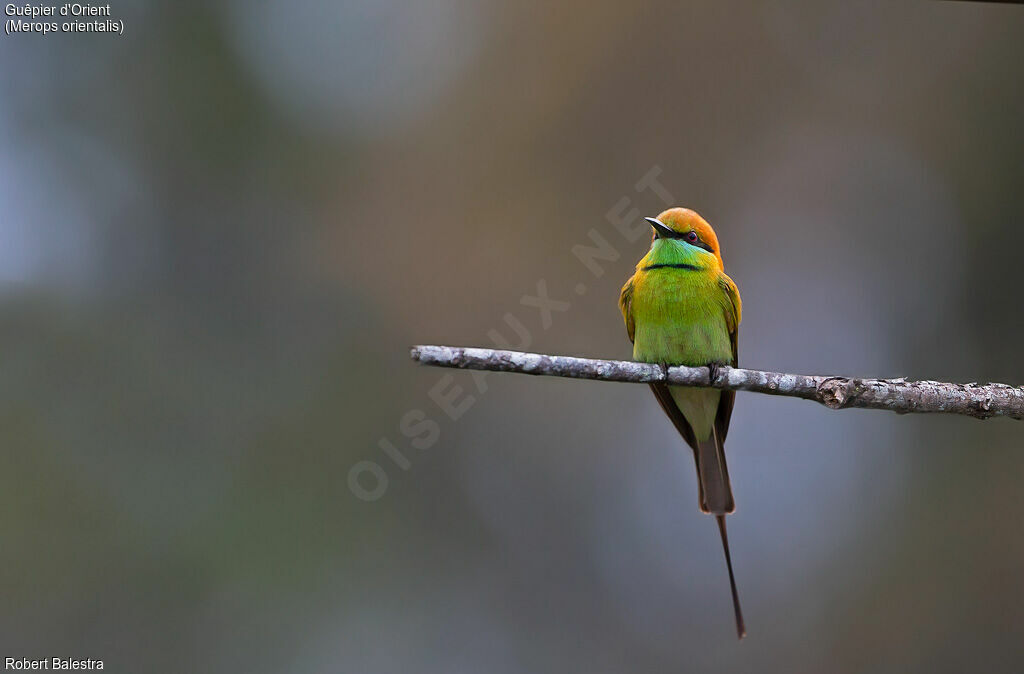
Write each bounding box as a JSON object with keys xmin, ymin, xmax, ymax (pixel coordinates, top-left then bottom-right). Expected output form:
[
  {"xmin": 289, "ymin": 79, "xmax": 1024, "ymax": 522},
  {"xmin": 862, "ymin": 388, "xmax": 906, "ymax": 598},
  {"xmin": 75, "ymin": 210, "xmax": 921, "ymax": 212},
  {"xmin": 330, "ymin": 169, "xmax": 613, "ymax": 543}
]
[{"xmin": 619, "ymin": 207, "xmax": 745, "ymax": 638}]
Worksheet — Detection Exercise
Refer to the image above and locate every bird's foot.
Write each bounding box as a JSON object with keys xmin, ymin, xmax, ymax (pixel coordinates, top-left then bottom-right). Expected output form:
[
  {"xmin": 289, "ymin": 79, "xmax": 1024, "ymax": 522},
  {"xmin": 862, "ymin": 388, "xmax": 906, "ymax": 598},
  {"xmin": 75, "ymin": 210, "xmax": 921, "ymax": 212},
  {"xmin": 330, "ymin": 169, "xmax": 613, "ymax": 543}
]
[{"xmin": 708, "ymin": 362, "xmax": 721, "ymax": 385}]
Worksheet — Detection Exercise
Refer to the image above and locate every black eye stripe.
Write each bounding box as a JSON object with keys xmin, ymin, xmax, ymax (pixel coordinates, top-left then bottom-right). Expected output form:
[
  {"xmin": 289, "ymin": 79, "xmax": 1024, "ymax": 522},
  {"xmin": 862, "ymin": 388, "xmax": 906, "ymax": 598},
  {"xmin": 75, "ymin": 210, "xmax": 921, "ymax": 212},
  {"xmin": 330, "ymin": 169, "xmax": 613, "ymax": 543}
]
[{"xmin": 664, "ymin": 229, "xmax": 714, "ymax": 253}]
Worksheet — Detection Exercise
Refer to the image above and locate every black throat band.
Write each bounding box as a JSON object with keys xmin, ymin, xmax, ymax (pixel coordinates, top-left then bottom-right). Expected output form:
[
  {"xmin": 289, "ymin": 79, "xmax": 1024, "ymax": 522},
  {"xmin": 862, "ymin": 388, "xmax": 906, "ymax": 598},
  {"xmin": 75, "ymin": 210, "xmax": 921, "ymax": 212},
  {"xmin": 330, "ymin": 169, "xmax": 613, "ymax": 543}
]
[{"xmin": 642, "ymin": 263, "xmax": 702, "ymax": 272}]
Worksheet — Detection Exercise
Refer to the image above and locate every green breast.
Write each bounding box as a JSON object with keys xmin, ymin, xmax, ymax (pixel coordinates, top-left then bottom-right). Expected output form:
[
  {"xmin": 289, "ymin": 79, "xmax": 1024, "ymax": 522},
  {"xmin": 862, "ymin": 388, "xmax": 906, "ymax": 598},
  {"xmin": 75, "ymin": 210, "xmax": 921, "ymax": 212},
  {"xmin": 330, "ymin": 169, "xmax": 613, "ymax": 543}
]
[{"xmin": 630, "ymin": 266, "xmax": 733, "ymax": 367}]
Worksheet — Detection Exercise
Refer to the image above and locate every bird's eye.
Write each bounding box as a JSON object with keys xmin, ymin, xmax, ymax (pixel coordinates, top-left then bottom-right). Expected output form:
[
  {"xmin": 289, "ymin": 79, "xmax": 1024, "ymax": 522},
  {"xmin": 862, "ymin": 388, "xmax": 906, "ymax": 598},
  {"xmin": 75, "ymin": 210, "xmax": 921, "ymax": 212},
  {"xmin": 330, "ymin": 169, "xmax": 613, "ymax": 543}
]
[{"xmin": 685, "ymin": 231, "xmax": 699, "ymax": 243}]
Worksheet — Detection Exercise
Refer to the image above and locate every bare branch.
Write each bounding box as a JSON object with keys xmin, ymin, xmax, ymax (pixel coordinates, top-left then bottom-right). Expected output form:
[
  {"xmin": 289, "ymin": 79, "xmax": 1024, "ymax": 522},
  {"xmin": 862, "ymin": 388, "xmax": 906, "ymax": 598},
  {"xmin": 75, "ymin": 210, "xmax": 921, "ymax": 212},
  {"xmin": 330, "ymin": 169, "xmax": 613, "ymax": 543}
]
[{"xmin": 410, "ymin": 345, "xmax": 1024, "ymax": 420}]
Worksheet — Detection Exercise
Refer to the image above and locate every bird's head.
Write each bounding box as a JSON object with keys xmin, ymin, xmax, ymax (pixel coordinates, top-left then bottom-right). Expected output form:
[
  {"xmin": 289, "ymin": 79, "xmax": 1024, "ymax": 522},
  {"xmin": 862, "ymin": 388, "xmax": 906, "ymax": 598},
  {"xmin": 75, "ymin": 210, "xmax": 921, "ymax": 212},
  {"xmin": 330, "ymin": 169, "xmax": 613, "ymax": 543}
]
[{"xmin": 645, "ymin": 207, "xmax": 724, "ymax": 270}]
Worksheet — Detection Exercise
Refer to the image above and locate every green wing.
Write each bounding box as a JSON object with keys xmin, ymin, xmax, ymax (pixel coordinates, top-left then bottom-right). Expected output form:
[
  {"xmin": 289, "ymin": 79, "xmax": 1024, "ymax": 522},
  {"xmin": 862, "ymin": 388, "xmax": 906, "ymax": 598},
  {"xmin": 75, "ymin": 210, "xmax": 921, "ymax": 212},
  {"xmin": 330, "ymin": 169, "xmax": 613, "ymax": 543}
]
[
  {"xmin": 716, "ymin": 272, "xmax": 742, "ymax": 442},
  {"xmin": 718, "ymin": 271, "xmax": 741, "ymax": 362},
  {"xmin": 619, "ymin": 275, "xmax": 636, "ymax": 344}
]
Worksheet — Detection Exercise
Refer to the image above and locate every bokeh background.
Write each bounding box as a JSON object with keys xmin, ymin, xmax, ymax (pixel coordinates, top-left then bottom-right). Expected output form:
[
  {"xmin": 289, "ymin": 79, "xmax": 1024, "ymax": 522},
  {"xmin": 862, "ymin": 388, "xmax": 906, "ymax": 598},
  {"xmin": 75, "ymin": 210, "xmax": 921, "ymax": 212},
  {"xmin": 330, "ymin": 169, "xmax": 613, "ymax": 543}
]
[{"xmin": 2, "ymin": 1, "xmax": 1023, "ymax": 672}]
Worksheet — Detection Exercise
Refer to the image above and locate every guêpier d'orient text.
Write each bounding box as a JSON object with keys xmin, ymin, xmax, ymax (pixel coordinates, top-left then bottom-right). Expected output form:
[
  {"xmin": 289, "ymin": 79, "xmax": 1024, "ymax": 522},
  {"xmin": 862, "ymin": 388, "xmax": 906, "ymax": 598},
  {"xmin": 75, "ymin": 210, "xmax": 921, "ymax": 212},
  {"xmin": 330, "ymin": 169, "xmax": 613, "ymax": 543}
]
[{"xmin": 5, "ymin": 4, "xmax": 122, "ymax": 35}]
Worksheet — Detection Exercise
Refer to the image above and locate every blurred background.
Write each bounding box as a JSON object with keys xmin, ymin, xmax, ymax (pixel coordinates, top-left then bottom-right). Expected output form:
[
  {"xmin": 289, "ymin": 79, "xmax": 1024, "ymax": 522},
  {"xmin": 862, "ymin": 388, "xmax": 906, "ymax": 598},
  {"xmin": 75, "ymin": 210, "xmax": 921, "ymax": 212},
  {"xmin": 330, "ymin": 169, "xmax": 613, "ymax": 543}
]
[{"xmin": 2, "ymin": 1, "xmax": 1023, "ymax": 672}]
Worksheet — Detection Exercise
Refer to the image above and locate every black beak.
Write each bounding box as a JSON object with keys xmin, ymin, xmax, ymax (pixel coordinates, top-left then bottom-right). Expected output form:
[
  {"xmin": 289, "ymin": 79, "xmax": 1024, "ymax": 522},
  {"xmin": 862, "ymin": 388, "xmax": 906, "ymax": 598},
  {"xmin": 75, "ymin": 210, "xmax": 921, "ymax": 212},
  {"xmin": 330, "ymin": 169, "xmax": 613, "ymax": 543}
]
[{"xmin": 645, "ymin": 217, "xmax": 674, "ymax": 239}]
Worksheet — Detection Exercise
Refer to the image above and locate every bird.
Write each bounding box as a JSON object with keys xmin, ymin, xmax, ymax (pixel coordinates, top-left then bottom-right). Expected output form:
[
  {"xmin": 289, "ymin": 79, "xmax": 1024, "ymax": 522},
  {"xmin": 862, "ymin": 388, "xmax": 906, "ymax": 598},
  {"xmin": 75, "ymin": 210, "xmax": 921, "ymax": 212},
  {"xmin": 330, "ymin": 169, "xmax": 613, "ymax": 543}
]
[{"xmin": 619, "ymin": 207, "xmax": 745, "ymax": 639}]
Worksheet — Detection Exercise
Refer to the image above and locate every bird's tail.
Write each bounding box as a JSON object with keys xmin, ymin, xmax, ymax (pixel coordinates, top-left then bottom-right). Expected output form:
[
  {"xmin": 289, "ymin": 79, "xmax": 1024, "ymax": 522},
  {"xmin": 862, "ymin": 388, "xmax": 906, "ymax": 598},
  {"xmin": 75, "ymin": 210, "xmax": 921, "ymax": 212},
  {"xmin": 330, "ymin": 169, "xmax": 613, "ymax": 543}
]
[
  {"xmin": 716, "ymin": 514, "xmax": 745, "ymax": 639},
  {"xmin": 695, "ymin": 427, "xmax": 734, "ymax": 514},
  {"xmin": 697, "ymin": 428, "xmax": 744, "ymax": 639}
]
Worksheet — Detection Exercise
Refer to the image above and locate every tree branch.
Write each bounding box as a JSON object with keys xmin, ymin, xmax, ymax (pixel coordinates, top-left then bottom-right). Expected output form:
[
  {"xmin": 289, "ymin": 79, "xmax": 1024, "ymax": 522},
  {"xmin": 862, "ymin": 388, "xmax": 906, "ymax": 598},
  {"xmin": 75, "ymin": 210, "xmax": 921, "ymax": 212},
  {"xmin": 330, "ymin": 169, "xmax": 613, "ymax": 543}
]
[{"xmin": 410, "ymin": 345, "xmax": 1024, "ymax": 420}]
